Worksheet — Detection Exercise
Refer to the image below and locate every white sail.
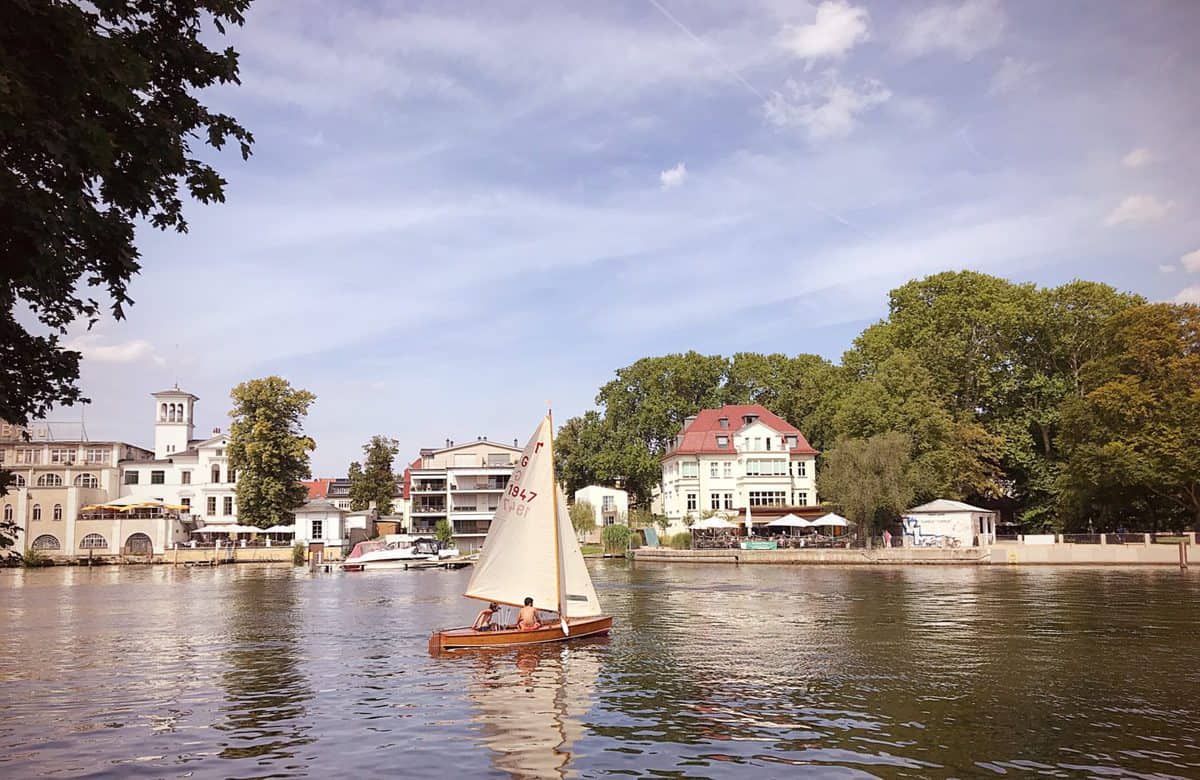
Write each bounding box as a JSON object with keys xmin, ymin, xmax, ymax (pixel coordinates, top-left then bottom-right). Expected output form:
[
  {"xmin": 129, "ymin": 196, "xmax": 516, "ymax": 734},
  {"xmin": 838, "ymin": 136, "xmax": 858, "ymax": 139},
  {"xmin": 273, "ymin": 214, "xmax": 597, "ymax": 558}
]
[
  {"xmin": 555, "ymin": 486, "xmax": 603, "ymax": 618},
  {"xmin": 464, "ymin": 417, "xmax": 559, "ymax": 610}
]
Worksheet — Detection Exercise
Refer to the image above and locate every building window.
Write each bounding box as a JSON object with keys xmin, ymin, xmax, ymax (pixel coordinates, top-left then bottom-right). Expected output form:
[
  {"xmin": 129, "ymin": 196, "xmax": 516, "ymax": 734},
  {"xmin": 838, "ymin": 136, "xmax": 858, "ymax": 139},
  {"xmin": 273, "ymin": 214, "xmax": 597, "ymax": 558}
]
[
  {"xmin": 32, "ymin": 504, "xmax": 42, "ymax": 521},
  {"xmin": 686, "ymin": 492, "xmax": 697, "ymax": 511},
  {"xmin": 718, "ymin": 417, "xmax": 729, "ymax": 429},
  {"xmin": 74, "ymin": 473, "xmax": 99, "ymax": 488},
  {"xmin": 223, "ymin": 496, "xmax": 233, "ymax": 515},
  {"xmin": 797, "ymin": 460, "xmax": 807, "ymax": 478},
  {"xmin": 207, "ymin": 497, "xmax": 217, "ymax": 515},
  {"xmin": 86, "ymin": 448, "xmax": 109, "ymax": 463},
  {"xmin": 12, "ymin": 474, "xmax": 24, "ymax": 486},
  {"xmin": 215, "ymin": 448, "xmax": 223, "ymax": 457},
  {"xmin": 748, "ymin": 491, "xmax": 787, "ymax": 507},
  {"xmin": 79, "ymin": 533, "xmax": 108, "ymax": 550},
  {"xmin": 602, "ymin": 495, "xmax": 614, "ymax": 510},
  {"xmin": 796, "ymin": 491, "xmax": 809, "ymax": 506},
  {"xmin": 181, "ymin": 498, "xmax": 191, "ymax": 512},
  {"xmin": 211, "ymin": 465, "xmax": 220, "ymax": 483},
  {"xmin": 710, "ymin": 493, "xmax": 721, "ymax": 510},
  {"xmin": 124, "ymin": 471, "xmax": 140, "ymax": 485},
  {"xmin": 229, "ymin": 468, "xmax": 237, "ymax": 483},
  {"xmin": 765, "ymin": 438, "xmax": 772, "ymax": 451},
  {"xmin": 151, "ymin": 470, "xmax": 165, "ymax": 485},
  {"xmin": 3, "ymin": 504, "xmax": 11, "ymax": 521},
  {"xmin": 50, "ymin": 448, "xmax": 75, "ymax": 464},
  {"xmin": 160, "ymin": 403, "xmax": 168, "ymax": 421},
  {"xmin": 745, "ymin": 459, "xmax": 787, "ymax": 477},
  {"xmin": 182, "ymin": 471, "xmax": 191, "ymax": 485},
  {"xmin": 723, "ymin": 492, "xmax": 734, "ymax": 510},
  {"xmin": 487, "ymin": 453, "xmax": 510, "ymax": 466},
  {"xmin": 723, "ymin": 461, "xmax": 732, "ymax": 478},
  {"xmin": 709, "ymin": 462, "xmax": 719, "ymax": 478},
  {"xmin": 786, "ymin": 436, "xmax": 797, "ymax": 449},
  {"xmin": 52, "ymin": 504, "xmax": 62, "ymax": 521},
  {"xmin": 753, "ymin": 437, "xmax": 761, "ymax": 450},
  {"xmin": 16, "ymin": 448, "xmax": 39, "ymax": 464},
  {"xmin": 312, "ymin": 519, "xmax": 323, "ymax": 539},
  {"xmin": 36, "ymin": 473, "xmax": 63, "ymax": 487},
  {"xmin": 32, "ymin": 534, "xmax": 60, "ymax": 551},
  {"xmin": 681, "ymin": 462, "xmax": 698, "ymax": 478}
]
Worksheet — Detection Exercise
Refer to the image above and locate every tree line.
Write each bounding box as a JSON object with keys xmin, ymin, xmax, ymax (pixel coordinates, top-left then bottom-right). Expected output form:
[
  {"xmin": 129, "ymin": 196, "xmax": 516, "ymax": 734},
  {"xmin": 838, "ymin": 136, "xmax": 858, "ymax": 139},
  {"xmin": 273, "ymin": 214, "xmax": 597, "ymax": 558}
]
[{"xmin": 555, "ymin": 271, "xmax": 1200, "ymax": 533}]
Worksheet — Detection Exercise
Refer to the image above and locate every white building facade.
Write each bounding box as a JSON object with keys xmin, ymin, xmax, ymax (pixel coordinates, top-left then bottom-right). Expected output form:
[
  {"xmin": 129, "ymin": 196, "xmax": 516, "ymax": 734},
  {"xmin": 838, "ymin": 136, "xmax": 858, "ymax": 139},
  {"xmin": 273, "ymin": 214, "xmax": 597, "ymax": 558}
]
[
  {"xmin": 660, "ymin": 405, "xmax": 819, "ymax": 534},
  {"xmin": 574, "ymin": 485, "xmax": 629, "ymax": 528},
  {"xmin": 405, "ymin": 438, "xmax": 521, "ymax": 553}
]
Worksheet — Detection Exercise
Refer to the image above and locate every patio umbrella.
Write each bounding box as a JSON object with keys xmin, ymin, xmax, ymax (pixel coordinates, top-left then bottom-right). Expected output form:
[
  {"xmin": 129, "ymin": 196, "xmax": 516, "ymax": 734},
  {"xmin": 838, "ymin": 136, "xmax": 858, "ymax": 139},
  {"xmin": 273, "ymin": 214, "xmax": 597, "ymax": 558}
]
[
  {"xmin": 692, "ymin": 516, "xmax": 737, "ymax": 530},
  {"xmin": 766, "ymin": 513, "xmax": 813, "ymax": 528},
  {"xmin": 812, "ymin": 512, "xmax": 851, "ymax": 527}
]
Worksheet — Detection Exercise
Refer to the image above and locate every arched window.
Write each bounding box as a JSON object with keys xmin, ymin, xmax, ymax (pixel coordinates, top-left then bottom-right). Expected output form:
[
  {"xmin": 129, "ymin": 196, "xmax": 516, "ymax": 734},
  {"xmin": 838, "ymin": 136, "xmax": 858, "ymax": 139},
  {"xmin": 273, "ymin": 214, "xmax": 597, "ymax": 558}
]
[
  {"xmin": 125, "ymin": 533, "xmax": 153, "ymax": 555},
  {"xmin": 13, "ymin": 474, "xmax": 26, "ymax": 486},
  {"xmin": 32, "ymin": 534, "xmax": 60, "ymax": 551},
  {"xmin": 80, "ymin": 533, "xmax": 108, "ymax": 550},
  {"xmin": 36, "ymin": 473, "xmax": 63, "ymax": 487},
  {"xmin": 160, "ymin": 403, "xmax": 167, "ymax": 421},
  {"xmin": 212, "ymin": 465, "xmax": 221, "ymax": 483},
  {"xmin": 32, "ymin": 504, "xmax": 41, "ymax": 521},
  {"xmin": 53, "ymin": 504, "xmax": 63, "ymax": 521},
  {"xmin": 74, "ymin": 473, "xmax": 99, "ymax": 488},
  {"xmin": 3, "ymin": 504, "xmax": 11, "ymax": 521}
]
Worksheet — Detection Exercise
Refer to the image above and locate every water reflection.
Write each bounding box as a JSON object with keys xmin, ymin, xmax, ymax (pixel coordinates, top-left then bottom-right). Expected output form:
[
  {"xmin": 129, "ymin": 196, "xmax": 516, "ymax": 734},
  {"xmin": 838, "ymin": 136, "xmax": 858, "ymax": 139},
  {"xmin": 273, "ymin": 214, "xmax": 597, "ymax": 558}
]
[
  {"xmin": 213, "ymin": 570, "xmax": 314, "ymax": 766},
  {"xmin": 463, "ymin": 641, "xmax": 603, "ymax": 779}
]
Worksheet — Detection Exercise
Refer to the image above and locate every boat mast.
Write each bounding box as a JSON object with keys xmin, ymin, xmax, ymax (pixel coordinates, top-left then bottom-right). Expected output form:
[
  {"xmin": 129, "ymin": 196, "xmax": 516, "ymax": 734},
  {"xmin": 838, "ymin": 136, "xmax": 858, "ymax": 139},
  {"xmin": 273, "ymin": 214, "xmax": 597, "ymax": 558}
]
[{"xmin": 547, "ymin": 406, "xmax": 566, "ymax": 630}]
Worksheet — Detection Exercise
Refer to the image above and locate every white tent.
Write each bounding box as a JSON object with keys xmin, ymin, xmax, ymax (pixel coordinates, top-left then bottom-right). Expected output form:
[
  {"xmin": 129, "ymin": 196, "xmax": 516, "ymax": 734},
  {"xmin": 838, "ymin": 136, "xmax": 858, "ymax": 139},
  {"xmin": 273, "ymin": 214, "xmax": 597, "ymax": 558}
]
[
  {"xmin": 693, "ymin": 516, "xmax": 737, "ymax": 530},
  {"xmin": 812, "ymin": 512, "xmax": 851, "ymax": 528},
  {"xmin": 766, "ymin": 513, "xmax": 812, "ymax": 528},
  {"xmin": 192, "ymin": 524, "xmax": 265, "ymax": 534}
]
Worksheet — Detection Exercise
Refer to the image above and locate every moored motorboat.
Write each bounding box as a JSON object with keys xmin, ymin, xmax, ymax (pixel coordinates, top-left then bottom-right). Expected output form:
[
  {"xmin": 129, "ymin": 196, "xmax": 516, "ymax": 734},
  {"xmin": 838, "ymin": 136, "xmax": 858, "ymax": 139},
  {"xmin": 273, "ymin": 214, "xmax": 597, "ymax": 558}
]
[
  {"xmin": 342, "ymin": 536, "xmax": 456, "ymax": 571},
  {"xmin": 428, "ymin": 411, "xmax": 613, "ymax": 653}
]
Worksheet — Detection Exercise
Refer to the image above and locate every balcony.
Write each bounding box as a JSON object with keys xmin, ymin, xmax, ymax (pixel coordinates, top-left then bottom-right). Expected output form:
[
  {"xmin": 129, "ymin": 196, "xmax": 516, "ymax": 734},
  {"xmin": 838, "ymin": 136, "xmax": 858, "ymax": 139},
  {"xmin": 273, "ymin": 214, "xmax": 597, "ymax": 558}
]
[
  {"xmin": 452, "ymin": 481, "xmax": 507, "ymax": 492},
  {"xmin": 412, "ymin": 482, "xmax": 447, "ymax": 493},
  {"xmin": 412, "ymin": 504, "xmax": 447, "ymax": 515},
  {"xmin": 453, "ymin": 520, "xmax": 491, "ymax": 536}
]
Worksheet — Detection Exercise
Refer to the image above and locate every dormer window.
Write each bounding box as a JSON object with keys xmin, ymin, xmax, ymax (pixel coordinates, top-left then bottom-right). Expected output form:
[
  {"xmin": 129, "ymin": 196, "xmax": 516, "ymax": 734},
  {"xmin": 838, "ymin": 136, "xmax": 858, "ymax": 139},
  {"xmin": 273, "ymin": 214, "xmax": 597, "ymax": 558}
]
[
  {"xmin": 716, "ymin": 435, "xmax": 729, "ymax": 449},
  {"xmin": 718, "ymin": 417, "xmax": 729, "ymax": 429},
  {"xmin": 786, "ymin": 436, "xmax": 797, "ymax": 449}
]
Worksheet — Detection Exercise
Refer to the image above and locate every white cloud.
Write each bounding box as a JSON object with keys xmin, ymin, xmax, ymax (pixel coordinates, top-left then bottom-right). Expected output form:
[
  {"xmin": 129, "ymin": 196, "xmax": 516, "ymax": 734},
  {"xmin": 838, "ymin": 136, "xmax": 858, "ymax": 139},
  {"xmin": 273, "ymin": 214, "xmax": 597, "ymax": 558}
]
[
  {"xmin": 1181, "ymin": 249, "xmax": 1200, "ymax": 273},
  {"xmin": 896, "ymin": 0, "xmax": 1005, "ymax": 60},
  {"xmin": 1175, "ymin": 286, "xmax": 1200, "ymax": 304},
  {"xmin": 66, "ymin": 335, "xmax": 159, "ymax": 364},
  {"xmin": 1103, "ymin": 194, "xmax": 1174, "ymax": 227},
  {"xmin": 659, "ymin": 162, "xmax": 688, "ymax": 189},
  {"xmin": 764, "ymin": 74, "xmax": 891, "ymax": 140},
  {"xmin": 1159, "ymin": 263, "xmax": 1176, "ymax": 273},
  {"xmin": 1122, "ymin": 147, "xmax": 1152, "ymax": 168},
  {"xmin": 778, "ymin": 1, "xmax": 870, "ymax": 65},
  {"xmin": 990, "ymin": 57, "xmax": 1041, "ymax": 94}
]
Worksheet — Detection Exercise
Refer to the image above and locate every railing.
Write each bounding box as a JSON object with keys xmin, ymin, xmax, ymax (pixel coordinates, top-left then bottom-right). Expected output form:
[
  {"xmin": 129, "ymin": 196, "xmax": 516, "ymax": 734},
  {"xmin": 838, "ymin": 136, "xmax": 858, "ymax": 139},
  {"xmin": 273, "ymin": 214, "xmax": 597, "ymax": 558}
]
[
  {"xmin": 454, "ymin": 521, "xmax": 491, "ymax": 535},
  {"xmin": 1061, "ymin": 533, "xmax": 1103, "ymax": 544}
]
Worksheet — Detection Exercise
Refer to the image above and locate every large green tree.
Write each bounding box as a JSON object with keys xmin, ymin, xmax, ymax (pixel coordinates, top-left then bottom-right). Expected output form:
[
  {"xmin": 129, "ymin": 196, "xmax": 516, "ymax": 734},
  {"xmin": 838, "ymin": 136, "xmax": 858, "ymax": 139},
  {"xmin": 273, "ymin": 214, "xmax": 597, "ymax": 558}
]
[
  {"xmin": 818, "ymin": 432, "xmax": 915, "ymax": 538},
  {"xmin": 569, "ymin": 501, "xmax": 597, "ymax": 540},
  {"xmin": 348, "ymin": 435, "xmax": 399, "ymax": 514},
  {"xmin": 724, "ymin": 352, "xmax": 843, "ymax": 451},
  {"xmin": 1058, "ymin": 304, "xmax": 1200, "ymax": 531},
  {"xmin": 0, "ymin": 0, "xmax": 253, "ymax": 433},
  {"xmin": 227, "ymin": 377, "xmax": 316, "ymax": 529}
]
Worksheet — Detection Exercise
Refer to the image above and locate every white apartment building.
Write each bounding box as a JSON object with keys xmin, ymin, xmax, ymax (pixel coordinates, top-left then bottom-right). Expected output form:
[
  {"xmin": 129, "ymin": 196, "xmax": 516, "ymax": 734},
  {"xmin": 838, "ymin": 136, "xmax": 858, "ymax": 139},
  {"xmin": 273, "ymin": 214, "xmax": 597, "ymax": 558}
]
[
  {"xmin": 405, "ymin": 437, "xmax": 521, "ymax": 553},
  {"xmin": 574, "ymin": 485, "xmax": 629, "ymax": 528},
  {"xmin": 660, "ymin": 405, "xmax": 819, "ymax": 534},
  {"xmin": 119, "ymin": 387, "xmax": 240, "ymax": 536},
  {"xmin": 1, "ymin": 421, "xmax": 155, "ymax": 558}
]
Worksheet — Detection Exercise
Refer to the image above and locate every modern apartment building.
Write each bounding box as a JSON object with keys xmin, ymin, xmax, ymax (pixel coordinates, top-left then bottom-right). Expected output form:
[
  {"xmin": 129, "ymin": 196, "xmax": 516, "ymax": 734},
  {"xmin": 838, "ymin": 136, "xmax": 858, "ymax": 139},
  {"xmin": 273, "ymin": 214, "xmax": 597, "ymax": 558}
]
[
  {"xmin": 0, "ymin": 420, "xmax": 154, "ymax": 557},
  {"xmin": 404, "ymin": 437, "xmax": 521, "ymax": 552},
  {"xmin": 660, "ymin": 404, "xmax": 819, "ymax": 533}
]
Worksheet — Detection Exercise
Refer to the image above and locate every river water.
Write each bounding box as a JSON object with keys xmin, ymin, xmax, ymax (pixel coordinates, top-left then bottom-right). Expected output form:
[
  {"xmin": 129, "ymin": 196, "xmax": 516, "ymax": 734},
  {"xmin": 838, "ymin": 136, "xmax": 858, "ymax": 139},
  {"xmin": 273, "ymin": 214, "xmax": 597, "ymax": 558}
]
[{"xmin": 1, "ymin": 562, "xmax": 1198, "ymax": 779}]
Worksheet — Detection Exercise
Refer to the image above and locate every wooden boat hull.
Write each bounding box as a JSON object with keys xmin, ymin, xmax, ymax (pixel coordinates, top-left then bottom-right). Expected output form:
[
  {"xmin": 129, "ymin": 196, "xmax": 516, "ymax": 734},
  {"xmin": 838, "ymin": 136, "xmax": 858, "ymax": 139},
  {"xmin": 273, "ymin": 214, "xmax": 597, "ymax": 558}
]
[{"xmin": 429, "ymin": 615, "xmax": 612, "ymax": 654}]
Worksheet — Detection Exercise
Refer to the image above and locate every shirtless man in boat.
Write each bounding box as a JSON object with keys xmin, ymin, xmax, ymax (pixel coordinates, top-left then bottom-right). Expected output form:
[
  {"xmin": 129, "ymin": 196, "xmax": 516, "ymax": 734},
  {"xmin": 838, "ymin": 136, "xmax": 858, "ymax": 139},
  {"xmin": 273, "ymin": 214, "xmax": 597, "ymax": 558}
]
[
  {"xmin": 472, "ymin": 602, "xmax": 500, "ymax": 632},
  {"xmin": 517, "ymin": 596, "xmax": 541, "ymax": 630}
]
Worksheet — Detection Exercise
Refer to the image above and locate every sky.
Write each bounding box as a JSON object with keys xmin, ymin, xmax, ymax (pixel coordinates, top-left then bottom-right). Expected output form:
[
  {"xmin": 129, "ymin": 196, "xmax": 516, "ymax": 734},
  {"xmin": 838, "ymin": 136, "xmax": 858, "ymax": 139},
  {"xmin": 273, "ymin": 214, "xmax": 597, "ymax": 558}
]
[{"xmin": 54, "ymin": 0, "xmax": 1200, "ymax": 476}]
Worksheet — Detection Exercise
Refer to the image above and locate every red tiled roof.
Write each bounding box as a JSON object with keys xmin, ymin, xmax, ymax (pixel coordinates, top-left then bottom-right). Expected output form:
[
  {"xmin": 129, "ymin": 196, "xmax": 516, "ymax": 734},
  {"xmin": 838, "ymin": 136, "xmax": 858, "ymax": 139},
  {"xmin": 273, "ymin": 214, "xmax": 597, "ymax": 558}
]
[
  {"xmin": 666, "ymin": 404, "xmax": 818, "ymax": 457},
  {"xmin": 302, "ymin": 478, "xmax": 335, "ymax": 499}
]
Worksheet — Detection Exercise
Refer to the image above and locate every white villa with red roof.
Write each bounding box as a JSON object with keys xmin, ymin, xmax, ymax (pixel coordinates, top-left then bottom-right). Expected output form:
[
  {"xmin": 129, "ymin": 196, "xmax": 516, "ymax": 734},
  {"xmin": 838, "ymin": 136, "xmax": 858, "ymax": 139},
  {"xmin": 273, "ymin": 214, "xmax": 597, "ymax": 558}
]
[{"xmin": 660, "ymin": 404, "xmax": 819, "ymax": 532}]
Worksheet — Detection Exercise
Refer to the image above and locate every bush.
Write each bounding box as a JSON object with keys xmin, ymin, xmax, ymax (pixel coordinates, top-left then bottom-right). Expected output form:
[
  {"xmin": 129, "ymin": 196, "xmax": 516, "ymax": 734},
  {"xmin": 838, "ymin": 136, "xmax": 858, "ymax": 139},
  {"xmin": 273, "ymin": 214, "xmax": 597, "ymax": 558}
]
[
  {"xmin": 292, "ymin": 542, "xmax": 306, "ymax": 566},
  {"xmin": 601, "ymin": 524, "xmax": 632, "ymax": 554},
  {"xmin": 667, "ymin": 532, "xmax": 692, "ymax": 550},
  {"xmin": 21, "ymin": 549, "xmax": 50, "ymax": 567}
]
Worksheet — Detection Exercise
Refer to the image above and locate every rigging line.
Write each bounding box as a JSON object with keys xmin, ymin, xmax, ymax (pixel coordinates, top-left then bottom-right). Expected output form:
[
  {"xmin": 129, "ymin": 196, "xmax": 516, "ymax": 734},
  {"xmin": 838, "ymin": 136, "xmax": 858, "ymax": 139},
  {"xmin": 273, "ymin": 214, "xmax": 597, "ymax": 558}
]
[{"xmin": 645, "ymin": 0, "xmax": 768, "ymax": 102}]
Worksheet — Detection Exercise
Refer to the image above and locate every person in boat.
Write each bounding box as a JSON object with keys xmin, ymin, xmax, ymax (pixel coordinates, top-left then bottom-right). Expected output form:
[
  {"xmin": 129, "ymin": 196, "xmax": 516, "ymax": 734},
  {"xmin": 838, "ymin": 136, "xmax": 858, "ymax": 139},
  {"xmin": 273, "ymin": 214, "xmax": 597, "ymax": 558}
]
[
  {"xmin": 473, "ymin": 602, "xmax": 501, "ymax": 632},
  {"xmin": 517, "ymin": 596, "xmax": 541, "ymax": 630}
]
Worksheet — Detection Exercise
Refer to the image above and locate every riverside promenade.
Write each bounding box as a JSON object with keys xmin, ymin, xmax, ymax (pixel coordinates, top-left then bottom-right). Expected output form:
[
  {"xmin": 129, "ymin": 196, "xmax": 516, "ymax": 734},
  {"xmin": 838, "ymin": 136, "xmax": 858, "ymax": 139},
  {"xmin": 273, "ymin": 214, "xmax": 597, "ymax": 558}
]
[{"xmin": 635, "ymin": 534, "xmax": 1195, "ymax": 566}]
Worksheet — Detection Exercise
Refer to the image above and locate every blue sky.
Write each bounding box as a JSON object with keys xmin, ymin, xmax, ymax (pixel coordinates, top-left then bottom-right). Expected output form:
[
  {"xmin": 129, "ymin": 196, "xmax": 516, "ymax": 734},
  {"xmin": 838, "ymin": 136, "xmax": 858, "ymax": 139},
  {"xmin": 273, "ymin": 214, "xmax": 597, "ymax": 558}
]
[{"xmin": 59, "ymin": 0, "xmax": 1199, "ymax": 476}]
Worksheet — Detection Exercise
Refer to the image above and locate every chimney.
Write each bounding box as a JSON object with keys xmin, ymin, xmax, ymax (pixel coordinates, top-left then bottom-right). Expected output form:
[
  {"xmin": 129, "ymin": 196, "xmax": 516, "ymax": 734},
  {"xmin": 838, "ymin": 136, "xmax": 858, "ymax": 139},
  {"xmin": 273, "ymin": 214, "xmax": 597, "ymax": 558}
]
[
  {"xmin": 445, "ymin": 438, "xmax": 450, "ymax": 447},
  {"xmin": 213, "ymin": 427, "xmax": 221, "ymax": 434},
  {"xmin": 483, "ymin": 436, "xmax": 487, "ymax": 441},
  {"xmin": 513, "ymin": 438, "xmax": 518, "ymax": 447}
]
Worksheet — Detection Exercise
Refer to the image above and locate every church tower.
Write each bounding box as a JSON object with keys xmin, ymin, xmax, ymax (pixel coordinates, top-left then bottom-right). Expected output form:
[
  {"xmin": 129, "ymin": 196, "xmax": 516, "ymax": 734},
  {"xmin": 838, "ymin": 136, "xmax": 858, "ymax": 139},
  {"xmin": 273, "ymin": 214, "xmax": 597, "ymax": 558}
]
[{"xmin": 152, "ymin": 386, "xmax": 198, "ymax": 459}]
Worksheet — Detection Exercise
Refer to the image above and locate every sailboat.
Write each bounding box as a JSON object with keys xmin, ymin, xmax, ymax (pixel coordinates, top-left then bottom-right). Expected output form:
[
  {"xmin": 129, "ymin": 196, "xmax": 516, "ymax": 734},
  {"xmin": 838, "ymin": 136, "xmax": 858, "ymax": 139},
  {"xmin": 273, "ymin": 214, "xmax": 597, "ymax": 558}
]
[{"xmin": 428, "ymin": 412, "xmax": 613, "ymax": 652}]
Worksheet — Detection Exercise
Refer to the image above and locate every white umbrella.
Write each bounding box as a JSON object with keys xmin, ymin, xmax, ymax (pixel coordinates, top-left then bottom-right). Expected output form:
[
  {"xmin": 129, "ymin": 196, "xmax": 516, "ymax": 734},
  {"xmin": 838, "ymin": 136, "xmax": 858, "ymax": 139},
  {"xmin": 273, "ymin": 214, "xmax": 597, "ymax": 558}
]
[
  {"xmin": 693, "ymin": 516, "xmax": 737, "ymax": 530},
  {"xmin": 766, "ymin": 513, "xmax": 813, "ymax": 528},
  {"xmin": 812, "ymin": 512, "xmax": 851, "ymax": 527}
]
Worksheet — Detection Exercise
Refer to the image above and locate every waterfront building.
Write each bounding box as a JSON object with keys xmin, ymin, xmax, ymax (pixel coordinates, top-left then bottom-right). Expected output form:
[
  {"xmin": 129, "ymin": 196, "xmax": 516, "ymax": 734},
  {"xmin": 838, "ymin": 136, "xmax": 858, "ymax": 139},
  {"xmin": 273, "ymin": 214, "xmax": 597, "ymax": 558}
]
[
  {"xmin": 293, "ymin": 498, "xmax": 349, "ymax": 557},
  {"xmin": 574, "ymin": 485, "xmax": 628, "ymax": 530},
  {"xmin": 660, "ymin": 405, "xmax": 819, "ymax": 534},
  {"xmin": 119, "ymin": 387, "xmax": 241, "ymax": 540},
  {"xmin": 0, "ymin": 420, "xmax": 155, "ymax": 558},
  {"xmin": 903, "ymin": 499, "xmax": 997, "ymax": 547},
  {"xmin": 404, "ymin": 437, "xmax": 522, "ymax": 553}
]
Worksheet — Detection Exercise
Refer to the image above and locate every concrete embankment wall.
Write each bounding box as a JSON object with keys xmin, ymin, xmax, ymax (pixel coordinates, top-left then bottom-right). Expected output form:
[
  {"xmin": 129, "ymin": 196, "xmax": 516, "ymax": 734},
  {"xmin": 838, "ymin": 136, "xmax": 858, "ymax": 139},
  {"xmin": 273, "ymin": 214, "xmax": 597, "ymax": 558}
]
[{"xmin": 634, "ymin": 542, "xmax": 1192, "ymax": 566}]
